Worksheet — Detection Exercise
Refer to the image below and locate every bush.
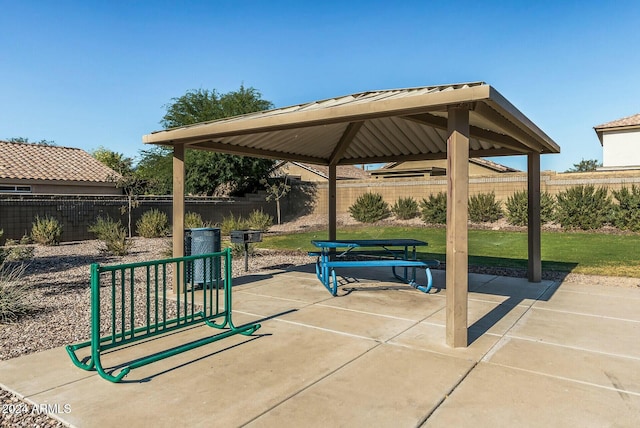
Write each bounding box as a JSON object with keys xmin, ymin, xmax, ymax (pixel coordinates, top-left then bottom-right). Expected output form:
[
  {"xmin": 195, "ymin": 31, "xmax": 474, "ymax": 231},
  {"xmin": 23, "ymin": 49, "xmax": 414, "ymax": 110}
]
[
  {"xmin": 31, "ymin": 215, "xmax": 62, "ymax": 245},
  {"xmin": 612, "ymin": 185, "xmax": 640, "ymax": 232},
  {"xmin": 184, "ymin": 212, "xmax": 206, "ymax": 229},
  {"xmin": 89, "ymin": 216, "xmax": 132, "ymax": 256},
  {"xmin": 1, "ymin": 242, "xmax": 34, "ymax": 262},
  {"xmin": 136, "ymin": 209, "xmax": 169, "ymax": 238},
  {"xmin": 391, "ymin": 197, "xmax": 419, "ymax": 220},
  {"xmin": 420, "ymin": 192, "xmax": 447, "ymax": 225},
  {"xmin": 505, "ymin": 191, "xmax": 555, "ymax": 226},
  {"xmin": 0, "ymin": 262, "xmax": 33, "ymax": 322},
  {"xmin": 468, "ymin": 192, "xmax": 502, "ymax": 223},
  {"xmin": 555, "ymin": 185, "xmax": 613, "ymax": 230},
  {"xmin": 221, "ymin": 213, "xmax": 249, "ymax": 235},
  {"xmin": 349, "ymin": 192, "xmax": 390, "ymax": 223},
  {"xmin": 247, "ymin": 209, "xmax": 273, "ymax": 231},
  {"xmin": 230, "ymin": 242, "xmax": 256, "ymax": 257}
]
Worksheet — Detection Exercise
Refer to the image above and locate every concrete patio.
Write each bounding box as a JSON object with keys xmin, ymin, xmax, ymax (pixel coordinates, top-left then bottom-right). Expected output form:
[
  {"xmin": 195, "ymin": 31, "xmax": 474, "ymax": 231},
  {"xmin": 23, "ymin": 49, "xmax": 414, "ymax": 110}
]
[{"xmin": 1, "ymin": 264, "xmax": 639, "ymax": 427}]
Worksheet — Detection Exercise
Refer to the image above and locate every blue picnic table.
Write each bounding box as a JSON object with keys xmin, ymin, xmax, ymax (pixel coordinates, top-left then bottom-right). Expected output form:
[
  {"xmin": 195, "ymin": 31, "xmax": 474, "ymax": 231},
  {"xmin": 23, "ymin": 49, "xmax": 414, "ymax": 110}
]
[{"xmin": 310, "ymin": 239, "xmax": 439, "ymax": 296}]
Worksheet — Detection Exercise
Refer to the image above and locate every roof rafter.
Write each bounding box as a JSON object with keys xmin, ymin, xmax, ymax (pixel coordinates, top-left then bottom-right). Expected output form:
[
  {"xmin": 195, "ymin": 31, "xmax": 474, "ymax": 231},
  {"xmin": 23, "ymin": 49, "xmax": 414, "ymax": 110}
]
[
  {"xmin": 335, "ymin": 148, "xmax": 518, "ymax": 165},
  {"xmin": 329, "ymin": 121, "xmax": 363, "ymax": 165},
  {"xmin": 188, "ymin": 140, "xmax": 326, "ymax": 165},
  {"xmin": 403, "ymin": 113, "xmax": 529, "ymax": 154}
]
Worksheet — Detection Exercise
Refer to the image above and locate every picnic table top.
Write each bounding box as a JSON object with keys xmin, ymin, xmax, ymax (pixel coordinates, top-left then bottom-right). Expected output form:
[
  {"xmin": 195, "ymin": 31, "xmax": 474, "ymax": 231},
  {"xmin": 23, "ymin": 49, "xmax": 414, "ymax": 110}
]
[{"xmin": 311, "ymin": 239, "xmax": 428, "ymax": 249}]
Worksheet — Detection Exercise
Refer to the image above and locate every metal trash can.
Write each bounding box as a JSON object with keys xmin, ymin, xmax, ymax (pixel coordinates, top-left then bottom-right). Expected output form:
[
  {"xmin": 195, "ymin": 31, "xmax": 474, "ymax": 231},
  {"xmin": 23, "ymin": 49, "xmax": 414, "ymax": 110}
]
[{"xmin": 184, "ymin": 227, "xmax": 221, "ymax": 287}]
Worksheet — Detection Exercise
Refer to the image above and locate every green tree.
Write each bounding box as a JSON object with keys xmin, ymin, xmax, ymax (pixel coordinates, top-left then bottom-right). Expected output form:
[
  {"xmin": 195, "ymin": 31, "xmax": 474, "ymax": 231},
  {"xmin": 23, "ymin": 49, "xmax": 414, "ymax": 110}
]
[
  {"xmin": 137, "ymin": 84, "xmax": 275, "ymax": 195},
  {"xmin": 91, "ymin": 146, "xmax": 133, "ymax": 175},
  {"xmin": 260, "ymin": 176, "xmax": 291, "ymax": 225},
  {"xmin": 565, "ymin": 158, "xmax": 602, "ymax": 172},
  {"xmin": 7, "ymin": 137, "xmax": 56, "ymax": 145},
  {"xmin": 135, "ymin": 146, "xmax": 173, "ymax": 195}
]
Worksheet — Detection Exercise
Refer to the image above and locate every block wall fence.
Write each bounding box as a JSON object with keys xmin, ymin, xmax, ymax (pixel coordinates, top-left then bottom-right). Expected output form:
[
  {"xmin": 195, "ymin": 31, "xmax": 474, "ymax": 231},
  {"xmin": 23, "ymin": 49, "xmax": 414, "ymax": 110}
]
[
  {"xmin": 0, "ymin": 194, "xmax": 284, "ymax": 243},
  {"xmin": 3, "ymin": 170, "xmax": 640, "ymax": 243},
  {"xmin": 305, "ymin": 170, "xmax": 640, "ymax": 216}
]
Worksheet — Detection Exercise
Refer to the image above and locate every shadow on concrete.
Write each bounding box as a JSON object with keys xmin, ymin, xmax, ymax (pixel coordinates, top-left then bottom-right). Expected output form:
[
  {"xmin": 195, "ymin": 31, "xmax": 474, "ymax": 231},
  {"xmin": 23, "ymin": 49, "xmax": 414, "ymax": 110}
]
[{"xmin": 96, "ymin": 309, "xmax": 298, "ymax": 383}]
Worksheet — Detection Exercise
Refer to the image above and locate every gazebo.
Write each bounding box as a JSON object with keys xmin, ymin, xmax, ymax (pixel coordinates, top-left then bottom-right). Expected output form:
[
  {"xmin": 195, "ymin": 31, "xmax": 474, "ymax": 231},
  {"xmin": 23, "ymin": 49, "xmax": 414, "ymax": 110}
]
[{"xmin": 143, "ymin": 82, "xmax": 560, "ymax": 348}]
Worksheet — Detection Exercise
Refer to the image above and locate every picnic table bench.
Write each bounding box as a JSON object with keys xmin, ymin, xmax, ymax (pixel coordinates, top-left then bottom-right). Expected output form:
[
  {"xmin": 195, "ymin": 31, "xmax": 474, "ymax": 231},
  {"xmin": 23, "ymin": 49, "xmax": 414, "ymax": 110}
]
[{"xmin": 310, "ymin": 239, "xmax": 440, "ymax": 296}]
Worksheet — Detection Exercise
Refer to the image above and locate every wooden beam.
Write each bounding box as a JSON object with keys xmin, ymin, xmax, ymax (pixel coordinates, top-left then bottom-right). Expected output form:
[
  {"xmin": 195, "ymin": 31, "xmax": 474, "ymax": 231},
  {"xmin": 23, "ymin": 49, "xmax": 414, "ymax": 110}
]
[
  {"xmin": 474, "ymin": 103, "xmax": 541, "ymax": 153},
  {"xmin": 329, "ymin": 121, "xmax": 364, "ymax": 165},
  {"xmin": 446, "ymin": 106, "xmax": 469, "ymax": 348},
  {"xmin": 335, "ymin": 148, "xmax": 516, "ymax": 165},
  {"xmin": 328, "ymin": 164, "xmax": 337, "ymax": 241},
  {"xmin": 403, "ymin": 113, "xmax": 529, "ymax": 153},
  {"xmin": 189, "ymin": 140, "xmax": 327, "ymax": 165},
  {"xmin": 528, "ymin": 152, "xmax": 542, "ymax": 282},
  {"xmin": 172, "ymin": 144, "xmax": 185, "ymax": 295}
]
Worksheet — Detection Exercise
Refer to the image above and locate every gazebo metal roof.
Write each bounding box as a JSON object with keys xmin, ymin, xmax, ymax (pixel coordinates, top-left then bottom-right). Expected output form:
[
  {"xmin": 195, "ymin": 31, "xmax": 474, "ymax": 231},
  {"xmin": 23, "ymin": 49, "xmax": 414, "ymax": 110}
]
[{"xmin": 143, "ymin": 82, "xmax": 559, "ymax": 165}]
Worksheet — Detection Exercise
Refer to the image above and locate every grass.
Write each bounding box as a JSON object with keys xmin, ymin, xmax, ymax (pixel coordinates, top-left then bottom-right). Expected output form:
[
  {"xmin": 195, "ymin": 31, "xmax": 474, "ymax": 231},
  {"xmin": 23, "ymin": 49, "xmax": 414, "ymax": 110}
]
[{"xmin": 260, "ymin": 226, "xmax": 640, "ymax": 277}]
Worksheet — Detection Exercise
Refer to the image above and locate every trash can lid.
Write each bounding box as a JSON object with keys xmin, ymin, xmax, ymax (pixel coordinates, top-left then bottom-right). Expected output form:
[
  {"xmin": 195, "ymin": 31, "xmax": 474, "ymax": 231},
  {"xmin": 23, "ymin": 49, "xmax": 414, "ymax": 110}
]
[{"xmin": 185, "ymin": 227, "xmax": 221, "ymax": 231}]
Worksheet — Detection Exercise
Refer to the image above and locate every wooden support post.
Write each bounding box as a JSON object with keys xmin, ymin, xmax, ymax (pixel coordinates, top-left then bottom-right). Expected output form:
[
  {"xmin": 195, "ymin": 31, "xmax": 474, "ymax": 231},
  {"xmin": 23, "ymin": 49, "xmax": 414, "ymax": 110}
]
[
  {"xmin": 528, "ymin": 152, "xmax": 542, "ymax": 282},
  {"xmin": 172, "ymin": 144, "xmax": 185, "ymax": 295},
  {"xmin": 446, "ymin": 106, "xmax": 469, "ymax": 348},
  {"xmin": 328, "ymin": 164, "xmax": 337, "ymax": 241}
]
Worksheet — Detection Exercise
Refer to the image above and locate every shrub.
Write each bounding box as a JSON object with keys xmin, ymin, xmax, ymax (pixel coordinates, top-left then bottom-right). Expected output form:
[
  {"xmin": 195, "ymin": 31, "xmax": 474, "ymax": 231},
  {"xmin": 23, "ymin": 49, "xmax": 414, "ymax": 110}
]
[
  {"xmin": 221, "ymin": 213, "xmax": 249, "ymax": 235},
  {"xmin": 89, "ymin": 216, "xmax": 132, "ymax": 256},
  {"xmin": 230, "ymin": 242, "xmax": 256, "ymax": 257},
  {"xmin": 505, "ymin": 191, "xmax": 555, "ymax": 226},
  {"xmin": 184, "ymin": 212, "xmax": 206, "ymax": 229},
  {"xmin": 31, "ymin": 215, "xmax": 62, "ymax": 245},
  {"xmin": 612, "ymin": 185, "xmax": 640, "ymax": 232},
  {"xmin": 468, "ymin": 192, "xmax": 503, "ymax": 223},
  {"xmin": 136, "ymin": 209, "xmax": 169, "ymax": 238},
  {"xmin": 1, "ymin": 244, "xmax": 34, "ymax": 262},
  {"xmin": 0, "ymin": 262, "xmax": 33, "ymax": 323},
  {"xmin": 247, "ymin": 209, "xmax": 273, "ymax": 231},
  {"xmin": 420, "ymin": 192, "xmax": 447, "ymax": 225},
  {"xmin": 348, "ymin": 192, "xmax": 390, "ymax": 223},
  {"xmin": 555, "ymin": 185, "xmax": 613, "ymax": 230},
  {"xmin": 391, "ymin": 197, "xmax": 419, "ymax": 220}
]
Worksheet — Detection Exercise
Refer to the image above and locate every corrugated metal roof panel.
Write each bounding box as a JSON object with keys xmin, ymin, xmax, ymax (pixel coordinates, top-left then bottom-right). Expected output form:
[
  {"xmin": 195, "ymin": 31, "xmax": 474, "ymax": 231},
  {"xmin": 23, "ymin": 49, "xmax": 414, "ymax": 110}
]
[{"xmin": 145, "ymin": 82, "xmax": 559, "ymax": 165}]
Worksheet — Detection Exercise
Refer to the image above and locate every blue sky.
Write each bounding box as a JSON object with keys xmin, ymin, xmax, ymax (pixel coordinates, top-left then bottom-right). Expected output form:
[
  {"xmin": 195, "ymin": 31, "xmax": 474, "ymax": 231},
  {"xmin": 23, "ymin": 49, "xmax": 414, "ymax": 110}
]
[{"xmin": 2, "ymin": 0, "xmax": 639, "ymax": 172}]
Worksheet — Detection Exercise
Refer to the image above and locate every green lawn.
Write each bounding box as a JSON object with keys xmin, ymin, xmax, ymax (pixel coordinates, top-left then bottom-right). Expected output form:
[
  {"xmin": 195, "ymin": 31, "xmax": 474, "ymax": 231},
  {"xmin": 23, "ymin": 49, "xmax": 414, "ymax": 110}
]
[{"xmin": 260, "ymin": 226, "xmax": 640, "ymax": 277}]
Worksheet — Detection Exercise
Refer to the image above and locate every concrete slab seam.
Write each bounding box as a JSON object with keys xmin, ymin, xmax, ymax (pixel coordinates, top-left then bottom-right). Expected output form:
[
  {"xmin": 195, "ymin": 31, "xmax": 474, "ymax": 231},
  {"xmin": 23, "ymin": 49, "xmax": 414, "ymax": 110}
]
[
  {"xmin": 314, "ymin": 303, "xmax": 420, "ymax": 322},
  {"xmin": 414, "ymin": 361, "xmax": 479, "ymax": 427},
  {"xmin": 483, "ymin": 361, "xmax": 640, "ymax": 398},
  {"xmin": 236, "ymin": 290, "xmax": 332, "ymax": 304},
  {"xmin": 269, "ymin": 317, "xmax": 381, "ymax": 343},
  {"xmin": 530, "ymin": 306, "xmax": 640, "ymax": 323},
  {"xmin": 238, "ymin": 343, "xmax": 384, "ymax": 427},
  {"xmin": 480, "ymin": 336, "xmax": 512, "ymax": 363},
  {"xmin": 503, "ymin": 334, "xmax": 640, "ymax": 362}
]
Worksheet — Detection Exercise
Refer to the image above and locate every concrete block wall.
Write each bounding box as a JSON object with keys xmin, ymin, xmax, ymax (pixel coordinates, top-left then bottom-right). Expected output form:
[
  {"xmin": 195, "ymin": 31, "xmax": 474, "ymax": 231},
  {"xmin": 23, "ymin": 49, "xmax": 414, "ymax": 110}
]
[
  {"xmin": 305, "ymin": 170, "xmax": 640, "ymax": 216},
  {"xmin": 0, "ymin": 194, "xmax": 281, "ymax": 243}
]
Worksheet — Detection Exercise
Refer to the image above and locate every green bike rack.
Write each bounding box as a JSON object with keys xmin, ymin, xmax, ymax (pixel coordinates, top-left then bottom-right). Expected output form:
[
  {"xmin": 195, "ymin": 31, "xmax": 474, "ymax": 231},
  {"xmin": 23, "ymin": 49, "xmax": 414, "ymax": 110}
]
[{"xmin": 66, "ymin": 248, "xmax": 260, "ymax": 382}]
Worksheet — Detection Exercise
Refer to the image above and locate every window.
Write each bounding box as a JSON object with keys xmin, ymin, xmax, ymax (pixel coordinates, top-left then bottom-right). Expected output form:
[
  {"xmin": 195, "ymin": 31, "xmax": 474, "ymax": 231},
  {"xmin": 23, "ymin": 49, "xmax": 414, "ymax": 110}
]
[{"xmin": 0, "ymin": 185, "xmax": 32, "ymax": 193}]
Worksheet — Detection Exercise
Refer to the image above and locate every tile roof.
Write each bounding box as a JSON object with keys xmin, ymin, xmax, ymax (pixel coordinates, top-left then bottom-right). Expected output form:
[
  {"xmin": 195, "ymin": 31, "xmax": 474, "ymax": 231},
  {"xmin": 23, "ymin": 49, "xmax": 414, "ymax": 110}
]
[
  {"xmin": 469, "ymin": 158, "xmax": 520, "ymax": 172},
  {"xmin": 0, "ymin": 141, "xmax": 119, "ymax": 182},
  {"xmin": 279, "ymin": 162, "xmax": 370, "ymax": 180},
  {"xmin": 379, "ymin": 158, "xmax": 520, "ymax": 173},
  {"xmin": 595, "ymin": 113, "xmax": 640, "ymax": 130}
]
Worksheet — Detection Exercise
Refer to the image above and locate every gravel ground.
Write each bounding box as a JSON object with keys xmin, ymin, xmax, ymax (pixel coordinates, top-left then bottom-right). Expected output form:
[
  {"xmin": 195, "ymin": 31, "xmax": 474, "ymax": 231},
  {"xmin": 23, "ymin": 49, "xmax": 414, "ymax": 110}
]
[
  {"xmin": 2, "ymin": 218, "xmax": 639, "ymax": 426},
  {"xmin": 0, "ymin": 237, "xmax": 309, "ymax": 427}
]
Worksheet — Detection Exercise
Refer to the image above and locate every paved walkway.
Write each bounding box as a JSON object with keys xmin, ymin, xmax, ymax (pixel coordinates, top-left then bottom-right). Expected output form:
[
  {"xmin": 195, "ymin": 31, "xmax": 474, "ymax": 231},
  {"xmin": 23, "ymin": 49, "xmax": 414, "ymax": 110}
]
[{"xmin": 1, "ymin": 265, "xmax": 639, "ymax": 427}]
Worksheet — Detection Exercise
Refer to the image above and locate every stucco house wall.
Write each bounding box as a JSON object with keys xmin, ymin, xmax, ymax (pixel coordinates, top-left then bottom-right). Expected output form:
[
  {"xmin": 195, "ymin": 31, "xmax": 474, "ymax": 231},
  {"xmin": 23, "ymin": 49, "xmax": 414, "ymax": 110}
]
[
  {"xmin": 595, "ymin": 113, "xmax": 640, "ymax": 170},
  {"xmin": 601, "ymin": 129, "xmax": 640, "ymax": 169}
]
